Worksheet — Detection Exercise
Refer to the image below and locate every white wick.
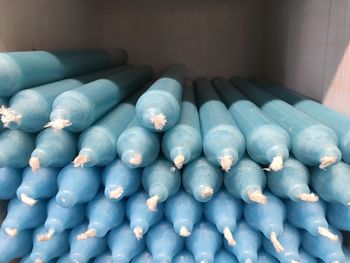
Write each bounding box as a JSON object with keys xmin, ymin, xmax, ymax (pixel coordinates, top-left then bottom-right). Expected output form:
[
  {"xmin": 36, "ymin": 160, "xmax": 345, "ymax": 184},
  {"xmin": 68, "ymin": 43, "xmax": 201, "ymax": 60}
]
[
  {"xmin": 223, "ymin": 227, "xmax": 236, "ymax": 246},
  {"xmin": 174, "ymin": 154, "xmax": 185, "ymax": 169},
  {"xmin": 298, "ymin": 193, "xmax": 319, "ymax": 202},
  {"xmin": 179, "ymin": 226, "xmax": 191, "ymax": 237},
  {"xmin": 146, "ymin": 195, "xmax": 159, "ymax": 211},
  {"xmin": 5, "ymin": 228, "xmax": 18, "ymax": 236},
  {"xmin": 201, "ymin": 186, "xmax": 214, "ymax": 198},
  {"xmin": 319, "ymin": 156, "xmax": 337, "ymax": 169},
  {"xmin": 0, "ymin": 106, "xmax": 21, "ymax": 127},
  {"xmin": 108, "ymin": 186, "xmax": 124, "ymax": 199},
  {"xmin": 220, "ymin": 156, "xmax": 233, "ymax": 172},
  {"xmin": 269, "ymin": 156, "xmax": 284, "ymax": 172},
  {"xmin": 44, "ymin": 119, "xmax": 71, "ymax": 130},
  {"xmin": 37, "ymin": 229, "xmax": 55, "ymax": 242},
  {"xmin": 318, "ymin": 227, "xmax": 339, "ymax": 241},
  {"xmin": 29, "ymin": 157, "xmax": 40, "ymax": 172},
  {"xmin": 34, "ymin": 259, "xmax": 44, "ymax": 263},
  {"xmin": 129, "ymin": 153, "xmax": 142, "ymax": 166},
  {"xmin": 73, "ymin": 155, "xmax": 89, "ymax": 167},
  {"xmin": 133, "ymin": 226, "xmax": 144, "ymax": 240},
  {"xmin": 248, "ymin": 191, "xmax": 267, "ymax": 204},
  {"xmin": 270, "ymin": 232, "xmax": 284, "ymax": 253},
  {"xmin": 77, "ymin": 228, "xmax": 96, "ymax": 240},
  {"xmin": 20, "ymin": 193, "xmax": 38, "ymax": 206},
  {"xmin": 150, "ymin": 114, "xmax": 167, "ymax": 131},
  {"xmin": 291, "ymin": 260, "xmax": 299, "ymax": 263}
]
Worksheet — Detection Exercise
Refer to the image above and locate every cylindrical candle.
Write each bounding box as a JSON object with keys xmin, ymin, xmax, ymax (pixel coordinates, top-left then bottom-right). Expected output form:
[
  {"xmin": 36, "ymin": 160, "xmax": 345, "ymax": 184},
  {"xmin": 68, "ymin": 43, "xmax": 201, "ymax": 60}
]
[
  {"xmin": 215, "ymin": 249, "xmax": 239, "ymax": 263},
  {"xmin": 0, "ymin": 228, "xmax": 32, "ymax": 262},
  {"xmin": 327, "ymin": 203, "xmax": 350, "ymax": 231},
  {"xmin": 257, "ymin": 250, "xmax": 279, "ymax": 263},
  {"xmin": 0, "ymin": 167, "xmax": 22, "ymax": 200},
  {"xmin": 173, "ymin": 250, "xmax": 195, "ymax": 263},
  {"xmin": 131, "ymin": 250, "xmax": 153, "ymax": 263},
  {"xmin": 94, "ymin": 251, "xmax": 113, "ymax": 263}
]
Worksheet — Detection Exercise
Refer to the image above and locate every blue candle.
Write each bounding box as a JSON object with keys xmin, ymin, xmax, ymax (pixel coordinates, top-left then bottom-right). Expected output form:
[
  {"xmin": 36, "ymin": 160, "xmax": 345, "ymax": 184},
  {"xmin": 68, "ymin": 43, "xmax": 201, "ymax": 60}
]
[
  {"xmin": 136, "ymin": 64, "xmax": 186, "ymax": 132},
  {"xmin": 0, "ymin": 49, "xmax": 128, "ymax": 96},
  {"xmin": 126, "ymin": 191, "xmax": 164, "ymax": 240},
  {"xmin": 257, "ymin": 250, "xmax": 279, "ymax": 263},
  {"xmin": 173, "ymin": 250, "xmax": 195, "ymax": 263},
  {"xmin": 21, "ymin": 256, "xmax": 55, "ymax": 263},
  {"xmin": 224, "ymin": 156, "xmax": 266, "ymax": 204},
  {"xmin": 299, "ymin": 249, "xmax": 317, "ymax": 263},
  {"xmin": 165, "ymin": 189, "xmax": 202, "ymax": 237},
  {"xmin": 204, "ymin": 190, "xmax": 242, "ymax": 246},
  {"xmin": 215, "ymin": 249, "xmax": 239, "ymax": 262},
  {"xmin": 0, "ymin": 228, "xmax": 32, "ymax": 262},
  {"xmin": 215, "ymin": 77, "xmax": 290, "ymax": 171},
  {"xmin": 185, "ymin": 221, "xmax": 222, "ymax": 263},
  {"xmin": 131, "ymin": 250, "xmax": 153, "ymax": 263},
  {"xmin": 102, "ymin": 159, "xmax": 141, "ymax": 201},
  {"xmin": 108, "ymin": 221, "xmax": 146, "ymax": 262},
  {"xmin": 234, "ymin": 77, "xmax": 341, "ymax": 169},
  {"xmin": 162, "ymin": 79, "xmax": 202, "ymax": 169},
  {"xmin": 195, "ymin": 77, "xmax": 245, "ymax": 171},
  {"xmin": 146, "ymin": 220, "xmax": 184, "ymax": 262},
  {"xmin": 0, "ymin": 167, "xmax": 22, "ymax": 199},
  {"xmin": 56, "ymin": 253, "xmax": 70, "ymax": 263},
  {"xmin": 2, "ymin": 198, "xmax": 47, "ymax": 236},
  {"xmin": 263, "ymin": 223, "xmax": 300, "ymax": 263},
  {"xmin": 182, "ymin": 157, "xmax": 223, "ymax": 202},
  {"xmin": 49, "ymin": 65, "xmax": 153, "ymax": 132},
  {"xmin": 69, "ymin": 223, "xmax": 107, "ymax": 262},
  {"xmin": 244, "ymin": 191, "xmax": 286, "ymax": 253},
  {"xmin": 16, "ymin": 166, "xmax": 58, "ymax": 206},
  {"xmin": 267, "ymin": 157, "xmax": 318, "ymax": 202},
  {"xmin": 37, "ymin": 197, "xmax": 85, "ymax": 242},
  {"xmin": 0, "ymin": 130, "xmax": 35, "ymax": 168},
  {"xmin": 142, "ymin": 158, "xmax": 181, "ymax": 211},
  {"xmin": 224, "ymin": 220, "xmax": 262, "ymax": 263},
  {"xmin": 77, "ymin": 193, "xmax": 124, "ymax": 240},
  {"xmin": 56, "ymin": 164, "xmax": 100, "ymax": 208},
  {"xmin": 94, "ymin": 251, "xmax": 113, "ymax": 263},
  {"xmin": 327, "ymin": 203, "xmax": 350, "ymax": 231},
  {"xmin": 344, "ymin": 246, "xmax": 350, "ymax": 262}
]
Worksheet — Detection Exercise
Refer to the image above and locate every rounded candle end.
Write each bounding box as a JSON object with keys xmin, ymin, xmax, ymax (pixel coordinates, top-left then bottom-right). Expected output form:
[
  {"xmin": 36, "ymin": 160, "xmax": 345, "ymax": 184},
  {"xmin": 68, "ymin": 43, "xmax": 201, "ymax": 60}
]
[
  {"xmin": 270, "ymin": 232, "xmax": 284, "ymax": 253},
  {"xmin": 0, "ymin": 106, "xmax": 21, "ymax": 127},
  {"xmin": 179, "ymin": 226, "xmax": 191, "ymax": 237},
  {"xmin": 128, "ymin": 153, "xmax": 143, "ymax": 166},
  {"xmin": 269, "ymin": 156, "xmax": 284, "ymax": 172},
  {"xmin": 174, "ymin": 154, "xmax": 185, "ymax": 169},
  {"xmin": 220, "ymin": 156, "xmax": 233, "ymax": 172},
  {"xmin": 201, "ymin": 186, "xmax": 214, "ymax": 198},
  {"xmin": 318, "ymin": 227, "xmax": 339, "ymax": 241},
  {"xmin": 133, "ymin": 226, "xmax": 144, "ymax": 240},
  {"xmin": 44, "ymin": 118, "xmax": 71, "ymax": 130},
  {"xmin": 20, "ymin": 193, "xmax": 38, "ymax": 206},
  {"xmin": 298, "ymin": 193, "xmax": 319, "ymax": 202},
  {"xmin": 248, "ymin": 191, "xmax": 267, "ymax": 204},
  {"xmin": 108, "ymin": 186, "xmax": 124, "ymax": 200},
  {"xmin": 5, "ymin": 227, "xmax": 18, "ymax": 237},
  {"xmin": 223, "ymin": 227, "xmax": 236, "ymax": 246},
  {"xmin": 77, "ymin": 228, "xmax": 96, "ymax": 240},
  {"xmin": 73, "ymin": 155, "xmax": 89, "ymax": 168},
  {"xmin": 37, "ymin": 229, "xmax": 55, "ymax": 242},
  {"xmin": 150, "ymin": 113, "xmax": 167, "ymax": 131},
  {"xmin": 29, "ymin": 157, "xmax": 40, "ymax": 172},
  {"xmin": 319, "ymin": 156, "xmax": 337, "ymax": 169},
  {"xmin": 146, "ymin": 195, "xmax": 159, "ymax": 212}
]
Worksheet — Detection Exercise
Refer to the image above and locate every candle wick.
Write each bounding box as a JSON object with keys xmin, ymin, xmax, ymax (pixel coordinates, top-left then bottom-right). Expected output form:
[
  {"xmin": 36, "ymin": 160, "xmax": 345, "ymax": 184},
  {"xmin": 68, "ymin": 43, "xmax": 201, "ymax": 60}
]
[
  {"xmin": 20, "ymin": 193, "xmax": 38, "ymax": 206},
  {"xmin": 223, "ymin": 227, "xmax": 236, "ymax": 246},
  {"xmin": 44, "ymin": 118, "xmax": 72, "ymax": 130},
  {"xmin": 133, "ymin": 226, "xmax": 144, "ymax": 240},
  {"xmin": 269, "ymin": 156, "xmax": 284, "ymax": 172},
  {"xmin": 201, "ymin": 186, "xmax": 214, "ymax": 198},
  {"xmin": 270, "ymin": 232, "xmax": 284, "ymax": 253},
  {"xmin": 34, "ymin": 258, "xmax": 44, "ymax": 263},
  {"xmin": 129, "ymin": 153, "xmax": 142, "ymax": 166},
  {"xmin": 146, "ymin": 195, "xmax": 159, "ymax": 212},
  {"xmin": 318, "ymin": 227, "xmax": 339, "ymax": 241},
  {"xmin": 37, "ymin": 228, "xmax": 55, "ymax": 242},
  {"xmin": 248, "ymin": 191, "xmax": 267, "ymax": 204},
  {"xmin": 174, "ymin": 154, "xmax": 185, "ymax": 169},
  {"xmin": 5, "ymin": 227, "xmax": 18, "ymax": 237},
  {"xmin": 77, "ymin": 228, "xmax": 96, "ymax": 240},
  {"xmin": 297, "ymin": 193, "xmax": 319, "ymax": 202},
  {"xmin": 108, "ymin": 186, "xmax": 124, "ymax": 199},
  {"xmin": 73, "ymin": 154, "xmax": 90, "ymax": 167},
  {"xmin": 150, "ymin": 113, "xmax": 167, "ymax": 131},
  {"xmin": 291, "ymin": 260, "xmax": 299, "ymax": 263},
  {"xmin": 179, "ymin": 226, "xmax": 191, "ymax": 237},
  {"xmin": 29, "ymin": 157, "xmax": 40, "ymax": 172},
  {"xmin": 0, "ymin": 106, "xmax": 21, "ymax": 126},
  {"xmin": 220, "ymin": 156, "xmax": 234, "ymax": 172},
  {"xmin": 319, "ymin": 156, "xmax": 337, "ymax": 169}
]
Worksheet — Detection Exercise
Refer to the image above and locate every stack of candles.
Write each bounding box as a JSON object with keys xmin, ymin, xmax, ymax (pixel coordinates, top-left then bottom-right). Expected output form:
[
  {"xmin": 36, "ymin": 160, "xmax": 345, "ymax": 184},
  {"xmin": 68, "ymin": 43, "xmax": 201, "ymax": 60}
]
[{"xmin": 0, "ymin": 48, "xmax": 349, "ymax": 263}]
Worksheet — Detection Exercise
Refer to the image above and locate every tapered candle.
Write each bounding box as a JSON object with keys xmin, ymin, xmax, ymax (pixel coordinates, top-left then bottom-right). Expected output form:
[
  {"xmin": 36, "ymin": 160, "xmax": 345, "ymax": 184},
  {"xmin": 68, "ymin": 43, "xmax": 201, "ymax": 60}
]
[
  {"xmin": 126, "ymin": 191, "xmax": 164, "ymax": 240},
  {"xmin": 215, "ymin": 77, "xmax": 290, "ymax": 171},
  {"xmin": 56, "ymin": 164, "xmax": 100, "ymax": 208},
  {"xmin": 244, "ymin": 191, "xmax": 286, "ymax": 253},
  {"xmin": 267, "ymin": 157, "xmax": 318, "ymax": 202},
  {"xmin": 77, "ymin": 193, "xmax": 124, "ymax": 240},
  {"xmin": 16, "ymin": 166, "xmax": 59, "ymax": 206},
  {"xmin": 195, "ymin": 77, "xmax": 245, "ymax": 171},
  {"xmin": 21, "ymin": 256, "xmax": 55, "ymax": 263},
  {"xmin": 165, "ymin": 189, "xmax": 202, "ymax": 237},
  {"xmin": 0, "ymin": 167, "xmax": 22, "ymax": 199},
  {"xmin": 102, "ymin": 159, "xmax": 141, "ymax": 201},
  {"xmin": 173, "ymin": 250, "xmax": 195, "ymax": 263},
  {"xmin": 185, "ymin": 221, "xmax": 222, "ymax": 263},
  {"xmin": 0, "ymin": 130, "xmax": 35, "ymax": 168},
  {"xmin": 204, "ymin": 190, "xmax": 242, "ymax": 246},
  {"xmin": 94, "ymin": 251, "xmax": 113, "ymax": 263},
  {"xmin": 224, "ymin": 220, "xmax": 262, "ymax": 263},
  {"xmin": 182, "ymin": 157, "xmax": 223, "ymax": 202},
  {"xmin": 224, "ymin": 156, "xmax": 266, "ymax": 204},
  {"xmin": 2, "ymin": 198, "xmax": 47, "ymax": 236},
  {"xmin": 108, "ymin": 221, "xmax": 146, "ymax": 262},
  {"xmin": 162, "ymin": 79, "xmax": 202, "ymax": 169},
  {"xmin": 233, "ymin": 77, "xmax": 341, "ymax": 168},
  {"xmin": 0, "ymin": 97, "xmax": 7, "ymax": 131},
  {"xmin": 142, "ymin": 158, "xmax": 181, "ymax": 211},
  {"xmin": 146, "ymin": 220, "xmax": 184, "ymax": 263},
  {"xmin": 327, "ymin": 203, "xmax": 350, "ymax": 231},
  {"xmin": 0, "ymin": 228, "xmax": 32, "ymax": 262},
  {"xmin": 49, "ymin": 65, "xmax": 152, "ymax": 132},
  {"xmin": 0, "ymin": 49, "xmax": 128, "ymax": 96},
  {"xmin": 257, "ymin": 250, "xmax": 279, "ymax": 263},
  {"xmin": 136, "ymin": 64, "xmax": 186, "ymax": 132},
  {"xmin": 131, "ymin": 250, "xmax": 153, "ymax": 263},
  {"xmin": 37, "ymin": 198, "xmax": 85, "ymax": 242},
  {"xmin": 299, "ymin": 249, "xmax": 317, "ymax": 263},
  {"xmin": 215, "ymin": 249, "xmax": 239, "ymax": 262},
  {"xmin": 69, "ymin": 223, "xmax": 107, "ymax": 263}
]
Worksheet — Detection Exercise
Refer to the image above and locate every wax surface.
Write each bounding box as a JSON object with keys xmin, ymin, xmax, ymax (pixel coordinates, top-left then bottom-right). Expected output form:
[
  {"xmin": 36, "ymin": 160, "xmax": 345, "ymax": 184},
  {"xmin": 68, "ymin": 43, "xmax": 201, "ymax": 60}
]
[
  {"xmin": 257, "ymin": 250, "xmax": 279, "ymax": 263},
  {"xmin": 327, "ymin": 203, "xmax": 350, "ymax": 231},
  {"xmin": 0, "ymin": 97, "xmax": 8, "ymax": 131},
  {"xmin": 215, "ymin": 249, "xmax": 239, "ymax": 262},
  {"xmin": 0, "ymin": 167, "xmax": 22, "ymax": 199},
  {"xmin": 94, "ymin": 251, "xmax": 113, "ymax": 263},
  {"xmin": 173, "ymin": 250, "xmax": 195, "ymax": 263},
  {"xmin": 299, "ymin": 249, "xmax": 317, "ymax": 263},
  {"xmin": 0, "ymin": 228, "xmax": 32, "ymax": 262},
  {"xmin": 131, "ymin": 250, "xmax": 153, "ymax": 263}
]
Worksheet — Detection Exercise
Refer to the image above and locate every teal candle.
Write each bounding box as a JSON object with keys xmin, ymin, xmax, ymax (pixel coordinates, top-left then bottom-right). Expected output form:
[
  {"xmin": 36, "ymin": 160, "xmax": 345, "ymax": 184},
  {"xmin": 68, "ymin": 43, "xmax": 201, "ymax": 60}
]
[
  {"xmin": 173, "ymin": 250, "xmax": 195, "ymax": 263},
  {"xmin": 299, "ymin": 249, "xmax": 317, "ymax": 263},
  {"xmin": 195, "ymin": 77, "xmax": 245, "ymax": 171},
  {"xmin": 165, "ymin": 189, "xmax": 203, "ymax": 237},
  {"xmin": 182, "ymin": 157, "xmax": 223, "ymax": 202},
  {"xmin": 142, "ymin": 158, "xmax": 181, "ymax": 211},
  {"xmin": 215, "ymin": 249, "xmax": 239, "ymax": 262},
  {"xmin": 0, "ymin": 228, "xmax": 32, "ymax": 262},
  {"xmin": 102, "ymin": 159, "xmax": 141, "ymax": 201},
  {"xmin": 131, "ymin": 250, "xmax": 153, "ymax": 263},
  {"xmin": 224, "ymin": 156, "xmax": 266, "ymax": 204},
  {"xmin": 215, "ymin": 77, "xmax": 290, "ymax": 171},
  {"xmin": 204, "ymin": 190, "xmax": 242, "ymax": 246},
  {"xmin": 136, "ymin": 64, "xmax": 186, "ymax": 132},
  {"xmin": 162, "ymin": 79, "xmax": 202, "ymax": 169},
  {"xmin": 234, "ymin": 77, "xmax": 341, "ymax": 168},
  {"xmin": 94, "ymin": 251, "xmax": 113, "ymax": 263},
  {"xmin": 0, "ymin": 167, "xmax": 22, "ymax": 200},
  {"xmin": 257, "ymin": 250, "xmax": 279, "ymax": 263},
  {"xmin": 126, "ymin": 191, "xmax": 164, "ymax": 240},
  {"xmin": 327, "ymin": 203, "xmax": 350, "ymax": 231}
]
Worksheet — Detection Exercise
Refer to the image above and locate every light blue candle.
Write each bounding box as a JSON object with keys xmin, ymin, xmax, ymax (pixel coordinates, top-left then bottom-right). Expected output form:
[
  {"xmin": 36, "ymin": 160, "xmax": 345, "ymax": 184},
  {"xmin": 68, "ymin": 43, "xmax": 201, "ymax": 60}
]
[
  {"xmin": 0, "ymin": 66, "xmax": 131, "ymax": 132},
  {"xmin": 21, "ymin": 255, "xmax": 55, "ymax": 263},
  {"xmin": 146, "ymin": 220, "xmax": 184, "ymax": 263},
  {"xmin": 16, "ymin": 166, "xmax": 59, "ymax": 206},
  {"xmin": 2, "ymin": 198, "xmax": 47, "ymax": 236},
  {"xmin": 162, "ymin": 79, "xmax": 202, "ymax": 169},
  {"xmin": 215, "ymin": 249, "xmax": 239, "ymax": 262},
  {"xmin": 0, "ymin": 130, "xmax": 35, "ymax": 168},
  {"xmin": 77, "ymin": 193, "xmax": 124, "ymax": 240},
  {"xmin": 327, "ymin": 203, "xmax": 350, "ymax": 231},
  {"xmin": 165, "ymin": 189, "xmax": 202, "ymax": 237},
  {"xmin": 224, "ymin": 220, "xmax": 262, "ymax": 263},
  {"xmin": 126, "ymin": 191, "xmax": 164, "ymax": 240},
  {"xmin": 195, "ymin": 77, "xmax": 245, "ymax": 171},
  {"xmin": 204, "ymin": 190, "xmax": 242, "ymax": 246},
  {"xmin": 136, "ymin": 64, "xmax": 186, "ymax": 132},
  {"xmin": 182, "ymin": 157, "xmax": 223, "ymax": 202},
  {"xmin": 102, "ymin": 159, "xmax": 141, "ymax": 201},
  {"xmin": 108, "ymin": 221, "xmax": 146, "ymax": 263},
  {"xmin": 56, "ymin": 164, "xmax": 100, "ymax": 208},
  {"xmin": 0, "ymin": 49, "xmax": 128, "ymax": 96},
  {"xmin": 142, "ymin": 158, "xmax": 181, "ymax": 211},
  {"xmin": 131, "ymin": 250, "xmax": 153, "ymax": 263},
  {"xmin": 0, "ymin": 228, "xmax": 32, "ymax": 262},
  {"xmin": 215, "ymin": 77, "xmax": 290, "ymax": 171},
  {"xmin": 267, "ymin": 157, "xmax": 318, "ymax": 202},
  {"xmin": 310, "ymin": 161, "xmax": 350, "ymax": 205},
  {"xmin": 185, "ymin": 221, "xmax": 222, "ymax": 263},
  {"xmin": 244, "ymin": 191, "xmax": 286, "ymax": 253},
  {"xmin": 0, "ymin": 167, "xmax": 22, "ymax": 199},
  {"xmin": 224, "ymin": 156, "xmax": 266, "ymax": 204},
  {"xmin": 234, "ymin": 78, "xmax": 341, "ymax": 169},
  {"xmin": 299, "ymin": 249, "xmax": 317, "ymax": 263},
  {"xmin": 69, "ymin": 223, "xmax": 107, "ymax": 263},
  {"xmin": 0, "ymin": 97, "xmax": 8, "ymax": 131},
  {"xmin": 173, "ymin": 250, "xmax": 195, "ymax": 263},
  {"xmin": 56, "ymin": 253, "xmax": 70, "ymax": 263},
  {"xmin": 49, "ymin": 65, "xmax": 153, "ymax": 132},
  {"xmin": 117, "ymin": 116, "xmax": 160, "ymax": 168},
  {"xmin": 257, "ymin": 250, "xmax": 279, "ymax": 263},
  {"xmin": 94, "ymin": 251, "xmax": 113, "ymax": 263}
]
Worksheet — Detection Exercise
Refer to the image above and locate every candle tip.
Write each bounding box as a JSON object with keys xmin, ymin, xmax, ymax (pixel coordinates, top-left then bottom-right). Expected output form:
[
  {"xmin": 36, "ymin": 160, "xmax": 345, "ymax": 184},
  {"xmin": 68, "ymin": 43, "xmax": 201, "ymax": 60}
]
[
  {"xmin": 150, "ymin": 113, "xmax": 167, "ymax": 131},
  {"xmin": 77, "ymin": 228, "xmax": 96, "ymax": 240},
  {"xmin": 179, "ymin": 226, "xmax": 191, "ymax": 237},
  {"xmin": 37, "ymin": 229, "xmax": 55, "ymax": 242},
  {"xmin": 298, "ymin": 193, "xmax": 319, "ymax": 202},
  {"xmin": 29, "ymin": 157, "xmax": 40, "ymax": 172},
  {"xmin": 220, "ymin": 156, "xmax": 233, "ymax": 172},
  {"xmin": 108, "ymin": 186, "xmax": 124, "ymax": 199},
  {"xmin": 73, "ymin": 154, "xmax": 89, "ymax": 167},
  {"xmin": 245, "ymin": 259, "xmax": 253, "ymax": 263},
  {"xmin": 129, "ymin": 153, "xmax": 142, "ymax": 166},
  {"xmin": 270, "ymin": 232, "xmax": 284, "ymax": 253},
  {"xmin": 319, "ymin": 156, "xmax": 337, "ymax": 169},
  {"xmin": 291, "ymin": 260, "xmax": 299, "ymax": 263},
  {"xmin": 20, "ymin": 193, "xmax": 38, "ymax": 206},
  {"xmin": 174, "ymin": 154, "xmax": 185, "ymax": 169},
  {"xmin": 318, "ymin": 227, "xmax": 339, "ymax": 241},
  {"xmin": 5, "ymin": 227, "xmax": 18, "ymax": 237},
  {"xmin": 34, "ymin": 259, "xmax": 44, "ymax": 263},
  {"xmin": 133, "ymin": 226, "xmax": 144, "ymax": 240},
  {"xmin": 223, "ymin": 227, "xmax": 236, "ymax": 246},
  {"xmin": 269, "ymin": 156, "xmax": 284, "ymax": 172},
  {"xmin": 248, "ymin": 191, "xmax": 267, "ymax": 204},
  {"xmin": 0, "ymin": 106, "xmax": 21, "ymax": 127},
  {"xmin": 201, "ymin": 186, "xmax": 214, "ymax": 198},
  {"xmin": 44, "ymin": 118, "xmax": 71, "ymax": 130},
  {"xmin": 146, "ymin": 195, "xmax": 159, "ymax": 212}
]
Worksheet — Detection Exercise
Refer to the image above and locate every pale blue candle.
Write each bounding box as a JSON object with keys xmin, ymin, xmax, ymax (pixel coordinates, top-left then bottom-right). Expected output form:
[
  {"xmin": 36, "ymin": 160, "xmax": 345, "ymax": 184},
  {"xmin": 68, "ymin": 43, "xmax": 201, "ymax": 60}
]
[
  {"xmin": 327, "ymin": 203, "xmax": 350, "ymax": 231},
  {"xmin": 94, "ymin": 251, "xmax": 113, "ymax": 263},
  {"xmin": 257, "ymin": 250, "xmax": 279, "ymax": 263},
  {"xmin": 299, "ymin": 249, "xmax": 317, "ymax": 263},
  {"xmin": 21, "ymin": 255, "xmax": 55, "ymax": 263},
  {"xmin": 0, "ymin": 167, "xmax": 22, "ymax": 200},
  {"xmin": 215, "ymin": 249, "xmax": 239, "ymax": 262},
  {"xmin": 173, "ymin": 250, "xmax": 195, "ymax": 263},
  {"xmin": 131, "ymin": 250, "xmax": 153, "ymax": 263},
  {"xmin": 56, "ymin": 253, "xmax": 70, "ymax": 263},
  {"xmin": 0, "ymin": 228, "xmax": 32, "ymax": 262}
]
